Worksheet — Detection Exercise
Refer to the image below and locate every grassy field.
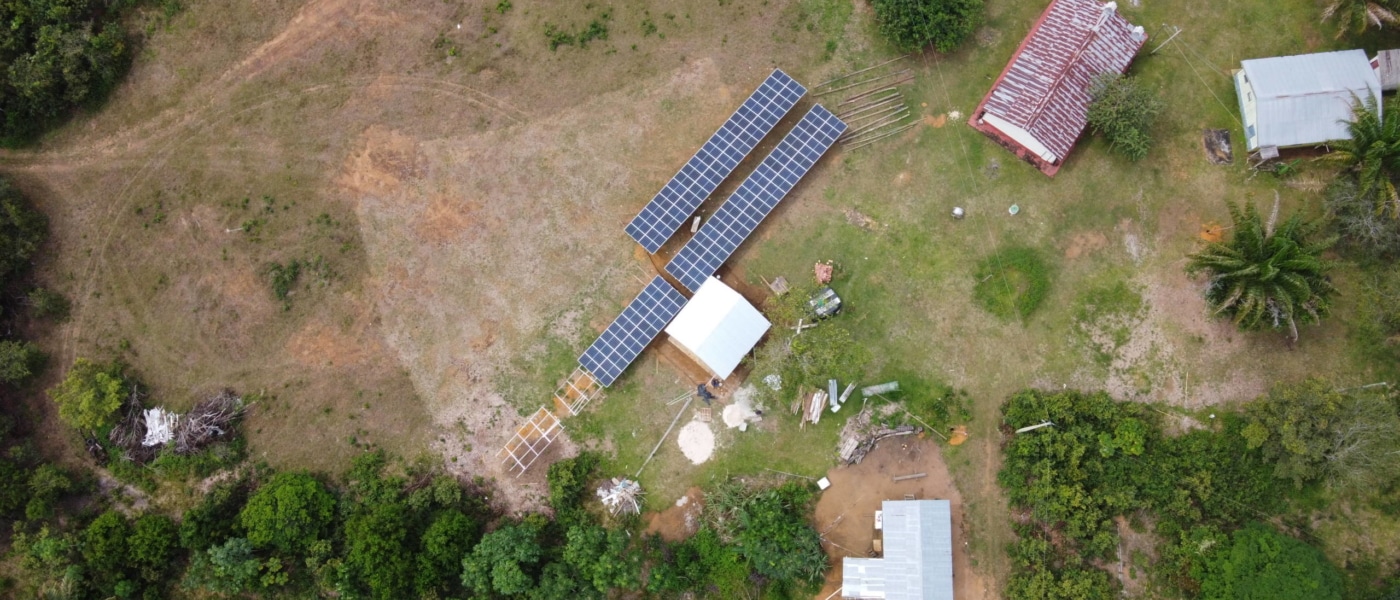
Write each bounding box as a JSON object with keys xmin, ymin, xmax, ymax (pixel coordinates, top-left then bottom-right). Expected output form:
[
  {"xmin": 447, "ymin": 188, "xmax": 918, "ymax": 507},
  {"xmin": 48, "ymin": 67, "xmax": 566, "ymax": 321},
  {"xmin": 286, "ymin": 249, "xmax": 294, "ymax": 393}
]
[{"xmin": 1, "ymin": 0, "xmax": 1397, "ymax": 593}]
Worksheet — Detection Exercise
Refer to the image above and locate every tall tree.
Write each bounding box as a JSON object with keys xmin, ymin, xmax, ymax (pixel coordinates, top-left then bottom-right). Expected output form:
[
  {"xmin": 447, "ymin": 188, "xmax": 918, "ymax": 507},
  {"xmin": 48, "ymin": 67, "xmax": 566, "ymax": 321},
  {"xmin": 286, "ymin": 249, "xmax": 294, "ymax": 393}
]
[
  {"xmin": 1324, "ymin": 96, "xmax": 1400, "ymax": 218},
  {"xmin": 1244, "ymin": 379, "xmax": 1400, "ymax": 489},
  {"xmin": 47, "ymin": 358, "xmax": 127, "ymax": 433},
  {"xmin": 1187, "ymin": 200, "xmax": 1336, "ymax": 343},
  {"xmin": 1322, "ymin": 0, "xmax": 1400, "ymax": 36},
  {"xmin": 238, "ymin": 472, "xmax": 336, "ymax": 555}
]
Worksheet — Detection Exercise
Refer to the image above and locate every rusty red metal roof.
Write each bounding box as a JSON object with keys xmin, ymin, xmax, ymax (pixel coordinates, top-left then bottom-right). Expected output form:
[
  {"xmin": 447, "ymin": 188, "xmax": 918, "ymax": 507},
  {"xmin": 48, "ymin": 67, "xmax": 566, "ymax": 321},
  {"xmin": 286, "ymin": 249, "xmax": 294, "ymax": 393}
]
[{"xmin": 970, "ymin": 0, "xmax": 1145, "ymax": 175}]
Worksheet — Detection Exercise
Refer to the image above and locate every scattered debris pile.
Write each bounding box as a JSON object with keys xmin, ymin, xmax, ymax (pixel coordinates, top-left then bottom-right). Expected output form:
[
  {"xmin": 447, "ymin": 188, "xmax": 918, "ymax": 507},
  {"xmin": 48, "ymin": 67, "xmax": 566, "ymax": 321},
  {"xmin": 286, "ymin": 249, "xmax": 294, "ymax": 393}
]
[
  {"xmin": 835, "ymin": 406, "xmax": 922, "ymax": 464},
  {"xmin": 597, "ymin": 478, "xmax": 643, "ymax": 515},
  {"xmin": 108, "ymin": 389, "xmax": 246, "ymax": 463}
]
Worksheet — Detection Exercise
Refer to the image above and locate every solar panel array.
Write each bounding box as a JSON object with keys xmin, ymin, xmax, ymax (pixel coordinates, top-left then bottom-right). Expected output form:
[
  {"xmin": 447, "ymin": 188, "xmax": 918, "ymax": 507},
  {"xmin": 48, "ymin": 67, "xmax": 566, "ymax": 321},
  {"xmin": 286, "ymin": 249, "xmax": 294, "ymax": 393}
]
[
  {"xmin": 625, "ymin": 70, "xmax": 807, "ymax": 254},
  {"xmin": 578, "ymin": 276, "xmax": 688, "ymax": 387},
  {"xmin": 666, "ymin": 105, "xmax": 847, "ymax": 292}
]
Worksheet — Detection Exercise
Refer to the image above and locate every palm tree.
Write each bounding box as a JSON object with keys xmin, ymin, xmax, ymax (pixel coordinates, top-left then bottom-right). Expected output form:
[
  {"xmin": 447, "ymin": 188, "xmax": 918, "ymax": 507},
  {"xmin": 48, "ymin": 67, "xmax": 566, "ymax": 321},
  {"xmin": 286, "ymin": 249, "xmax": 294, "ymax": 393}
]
[
  {"xmin": 1322, "ymin": 0, "xmax": 1400, "ymax": 36},
  {"xmin": 1187, "ymin": 200, "xmax": 1337, "ymax": 344},
  {"xmin": 1324, "ymin": 96, "xmax": 1400, "ymax": 219}
]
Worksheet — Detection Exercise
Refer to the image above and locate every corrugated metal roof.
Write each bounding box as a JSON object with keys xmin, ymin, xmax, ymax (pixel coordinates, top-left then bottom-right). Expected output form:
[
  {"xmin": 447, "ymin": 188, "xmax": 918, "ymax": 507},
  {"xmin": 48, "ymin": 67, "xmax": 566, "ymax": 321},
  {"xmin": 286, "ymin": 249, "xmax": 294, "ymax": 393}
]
[
  {"xmin": 978, "ymin": 0, "xmax": 1145, "ymax": 162},
  {"xmin": 842, "ymin": 500, "xmax": 954, "ymax": 600},
  {"xmin": 1242, "ymin": 50, "xmax": 1381, "ymax": 149}
]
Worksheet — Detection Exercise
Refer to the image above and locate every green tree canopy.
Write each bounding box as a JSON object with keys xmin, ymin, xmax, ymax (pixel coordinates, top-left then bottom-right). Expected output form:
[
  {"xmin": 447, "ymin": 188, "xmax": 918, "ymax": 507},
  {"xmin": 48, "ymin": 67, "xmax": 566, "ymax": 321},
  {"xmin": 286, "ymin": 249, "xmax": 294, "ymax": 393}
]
[
  {"xmin": 181, "ymin": 537, "xmax": 261, "ymax": 595},
  {"xmin": 461, "ymin": 519, "xmax": 545, "ymax": 597},
  {"xmin": 1322, "ymin": 0, "xmax": 1400, "ymax": 36},
  {"xmin": 870, "ymin": 0, "xmax": 983, "ymax": 53},
  {"xmin": 343, "ymin": 499, "xmax": 414, "ymax": 600},
  {"xmin": 416, "ymin": 510, "xmax": 480, "ymax": 595},
  {"xmin": 1187, "ymin": 200, "xmax": 1336, "ymax": 343},
  {"xmin": 128, "ymin": 513, "xmax": 178, "ymax": 583},
  {"xmin": 48, "ymin": 357, "xmax": 127, "ymax": 433},
  {"xmin": 1196, "ymin": 523, "xmax": 1343, "ymax": 600},
  {"xmin": 1244, "ymin": 379, "xmax": 1400, "ymax": 489},
  {"xmin": 0, "ymin": 179, "xmax": 47, "ymax": 281},
  {"xmin": 238, "ymin": 472, "xmax": 336, "ymax": 555},
  {"xmin": 0, "ymin": 340, "xmax": 44, "ymax": 384},
  {"xmin": 0, "ymin": 0, "xmax": 131, "ymax": 144},
  {"xmin": 734, "ymin": 482, "xmax": 827, "ymax": 585},
  {"xmin": 1086, "ymin": 73, "xmax": 1163, "ymax": 162}
]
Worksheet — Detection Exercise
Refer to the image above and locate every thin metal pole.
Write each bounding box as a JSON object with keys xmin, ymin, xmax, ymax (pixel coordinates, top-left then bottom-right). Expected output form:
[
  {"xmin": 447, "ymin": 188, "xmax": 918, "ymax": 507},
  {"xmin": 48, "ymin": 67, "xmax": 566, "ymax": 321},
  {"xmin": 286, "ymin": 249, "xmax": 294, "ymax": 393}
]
[
  {"xmin": 837, "ymin": 95, "xmax": 903, "ymax": 119},
  {"xmin": 1150, "ymin": 26, "xmax": 1182, "ymax": 54},
  {"xmin": 813, "ymin": 55, "xmax": 907, "ymax": 90},
  {"xmin": 636, "ymin": 396, "xmax": 693, "ymax": 478},
  {"xmin": 847, "ymin": 123, "xmax": 919, "ymax": 150},
  {"xmin": 814, "ymin": 69, "xmax": 912, "ymax": 97}
]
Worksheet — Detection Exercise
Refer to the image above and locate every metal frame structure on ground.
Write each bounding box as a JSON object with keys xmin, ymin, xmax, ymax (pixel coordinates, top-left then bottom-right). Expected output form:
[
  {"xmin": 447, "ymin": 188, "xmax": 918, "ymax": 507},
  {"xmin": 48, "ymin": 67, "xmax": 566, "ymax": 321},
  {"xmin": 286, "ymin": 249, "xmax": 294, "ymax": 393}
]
[
  {"xmin": 497, "ymin": 407, "xmax": 564, "ymax": 476},
  {"xmin": 625, "ymin": 69, "xmax": 806, "ymax": 253},
  {"xmin": 552, "ymin": 367, "xmax": 605, "ymax": 417},
  {"xmin": 666, "ymin": 104, "xmax": 848, "ymax": 292}
]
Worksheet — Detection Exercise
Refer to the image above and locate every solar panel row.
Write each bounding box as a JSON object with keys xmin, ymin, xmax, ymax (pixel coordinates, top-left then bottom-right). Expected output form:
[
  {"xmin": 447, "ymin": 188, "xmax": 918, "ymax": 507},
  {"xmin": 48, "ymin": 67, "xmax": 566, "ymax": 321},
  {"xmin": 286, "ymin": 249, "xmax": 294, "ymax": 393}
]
[
  {"xmin": 665, "ymin": 105, "xmax": 847, "ymax": 292},
  {"xmin": 624, "ymin": 69, "xmax": 806, "ymax": 254},
  {"xmin": 578, "ymin": 276, "xmax": 688, "ymax": 387}
]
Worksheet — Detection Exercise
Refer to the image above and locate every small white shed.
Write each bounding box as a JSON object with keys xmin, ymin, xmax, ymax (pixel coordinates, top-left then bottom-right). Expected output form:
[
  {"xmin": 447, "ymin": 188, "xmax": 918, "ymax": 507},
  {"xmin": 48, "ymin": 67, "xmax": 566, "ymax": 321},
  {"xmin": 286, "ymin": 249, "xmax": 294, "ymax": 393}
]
[{"xmin": 664, "ymin": 277, "xmax": 770, "ymax": 380}]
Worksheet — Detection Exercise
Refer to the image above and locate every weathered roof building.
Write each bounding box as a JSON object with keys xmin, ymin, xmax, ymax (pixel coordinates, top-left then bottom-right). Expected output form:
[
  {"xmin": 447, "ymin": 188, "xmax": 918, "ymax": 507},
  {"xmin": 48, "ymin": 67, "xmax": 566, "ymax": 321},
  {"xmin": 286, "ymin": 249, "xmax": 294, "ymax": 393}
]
[
  {"xmin": 842, "ymin": 500, "xmax": 954, "ymax": 600},
  {"xmin": 969, "ymin": 0, "xmax": 1146, "ymax": 176},
  {"xmin": 1234, "ymin": 50, "xmax": 1382, "ymax": 153}
]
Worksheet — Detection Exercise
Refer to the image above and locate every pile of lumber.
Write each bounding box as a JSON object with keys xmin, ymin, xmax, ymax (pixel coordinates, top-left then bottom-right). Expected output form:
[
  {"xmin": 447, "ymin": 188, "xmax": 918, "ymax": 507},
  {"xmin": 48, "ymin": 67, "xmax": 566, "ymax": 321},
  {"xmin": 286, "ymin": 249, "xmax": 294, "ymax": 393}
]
[
  {"xmin": 834, "ymin": 406, "xmax": 921, "ymax": 464},
  {"xmin": 798, "ymin": 390, "xmax": 829, "ymax": 428}
]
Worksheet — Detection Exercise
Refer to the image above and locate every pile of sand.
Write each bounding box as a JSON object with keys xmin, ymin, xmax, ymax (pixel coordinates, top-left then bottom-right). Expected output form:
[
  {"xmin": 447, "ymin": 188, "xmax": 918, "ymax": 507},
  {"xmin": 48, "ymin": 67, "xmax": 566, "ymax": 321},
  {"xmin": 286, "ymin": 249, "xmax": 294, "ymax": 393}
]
[
  {"xmin": 677, "ymin": 420, "xmax": 715, "ymax": 464},
  {"xmin": 722, "ymin": 386, "xmax": 760, "ymax": 429}
]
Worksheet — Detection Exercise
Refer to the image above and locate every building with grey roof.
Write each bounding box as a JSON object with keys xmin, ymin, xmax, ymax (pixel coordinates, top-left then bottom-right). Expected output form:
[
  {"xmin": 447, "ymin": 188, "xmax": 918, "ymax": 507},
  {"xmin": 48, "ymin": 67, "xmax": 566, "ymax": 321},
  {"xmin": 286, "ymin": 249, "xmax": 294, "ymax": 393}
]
[
  {"xmin": 1234, "ymin": 49, "xmax": 1382, "ymax": 153},
  {"xmin": 842, "ymin": 499, "xmax": 954, "ymax": 600}
]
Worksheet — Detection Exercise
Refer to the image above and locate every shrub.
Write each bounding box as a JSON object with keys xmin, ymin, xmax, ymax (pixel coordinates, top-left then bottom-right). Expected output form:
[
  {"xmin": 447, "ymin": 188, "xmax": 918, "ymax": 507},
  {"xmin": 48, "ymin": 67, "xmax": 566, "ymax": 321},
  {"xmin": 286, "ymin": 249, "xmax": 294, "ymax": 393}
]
[
  {"xmin": 870, "ymin": 0, "xmax": 983, "ymax": 53},
  {"xmin": 973, "ymin": 246, "xmax": 1051, "ymax": 321},
  {"xmin": 27, "ymin": 287, "xmax": 70, "ymax": 321},
  {"xmin": 48, "ymin": 358, "xmax": 127, "ymax": 433},
  {"xmin": 1087, "ymin": 73, "xmax": 1163, "ymax": 161},
  {"xmin": 1324, "ymin": 176, "xmax": 1400, "ymax": 259}
]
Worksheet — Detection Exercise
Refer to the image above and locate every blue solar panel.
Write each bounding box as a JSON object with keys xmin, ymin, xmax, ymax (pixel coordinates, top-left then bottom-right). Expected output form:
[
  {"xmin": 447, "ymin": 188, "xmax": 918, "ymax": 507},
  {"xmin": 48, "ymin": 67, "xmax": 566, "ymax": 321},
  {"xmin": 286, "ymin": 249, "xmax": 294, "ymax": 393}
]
[
  {"xmin": 578, "ymin": 276, "xmax": 688, "ymax": 387},
  {"xmin": 665, "ymin": 105, "xmax": 847, "ymax": 292},
  {"xmin": 625, "ymin": 70, "xmax": 807, "ymax": 254}
]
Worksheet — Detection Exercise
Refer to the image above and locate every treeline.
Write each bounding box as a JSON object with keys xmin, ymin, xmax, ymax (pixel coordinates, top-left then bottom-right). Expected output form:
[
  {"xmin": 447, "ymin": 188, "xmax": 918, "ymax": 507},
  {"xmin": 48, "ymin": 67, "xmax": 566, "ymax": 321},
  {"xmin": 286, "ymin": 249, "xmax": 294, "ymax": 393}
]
[
  {"xmin": 6, "ymin": 446, "xmax": 830, "ymax": 599},
  {"xmin": 0, "ymin": 0, "xmax": 143, "ymax": 145},
  {"xmin": 998, "ymin": 385, "xmax": 1400, "ymax": 600}
]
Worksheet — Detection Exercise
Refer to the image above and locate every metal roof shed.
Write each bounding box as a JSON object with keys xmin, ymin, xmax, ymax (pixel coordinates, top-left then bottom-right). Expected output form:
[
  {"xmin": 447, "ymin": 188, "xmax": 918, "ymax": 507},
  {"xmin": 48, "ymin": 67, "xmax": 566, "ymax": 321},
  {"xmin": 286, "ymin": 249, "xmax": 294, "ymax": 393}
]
[
  {"xmin": 968, "ymin": 0, "xmax": 1147, "ymax": 177},
  {"xmin": 663, "ymin": 277, "xmax": 770, "ymax": 380},
  {"xmin": 843, "ymin": 500, "xmax": 954, "ymax": 600},
  {"xmin": 1234, "ymin": 49, "xmax": 1381, "ymax": 152}
]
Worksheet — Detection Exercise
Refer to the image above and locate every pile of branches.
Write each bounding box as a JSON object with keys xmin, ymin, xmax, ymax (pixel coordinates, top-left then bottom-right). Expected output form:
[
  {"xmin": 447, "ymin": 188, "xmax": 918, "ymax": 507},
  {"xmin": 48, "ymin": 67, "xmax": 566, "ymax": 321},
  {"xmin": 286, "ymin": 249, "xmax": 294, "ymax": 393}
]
[
  {"xmin": 109, "ymin": 386, "xmax": 159, "ymax": 463},
  {"xmin": 106, "ymin": 388, "xmax": 245, "ymax": 463},
  {"xmin": 174, "ymin": 389, "xmax": 244, "ymax": 455}
]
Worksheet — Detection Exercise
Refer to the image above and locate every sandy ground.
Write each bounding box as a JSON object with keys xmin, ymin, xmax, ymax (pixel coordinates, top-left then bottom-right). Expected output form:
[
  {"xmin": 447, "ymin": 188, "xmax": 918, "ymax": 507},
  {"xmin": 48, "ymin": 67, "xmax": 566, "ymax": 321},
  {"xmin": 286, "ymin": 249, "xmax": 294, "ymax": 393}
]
[
  {"xmin": 813, "ymin": 436, "xmax": 991, "ymax": 600},
  {"xmin": 644, "ymin": 486, "xmax": 706, "ymax": 541},
  {"xmin": 677, "ymin": 420, "xmax": 716, "ymax": 464}
]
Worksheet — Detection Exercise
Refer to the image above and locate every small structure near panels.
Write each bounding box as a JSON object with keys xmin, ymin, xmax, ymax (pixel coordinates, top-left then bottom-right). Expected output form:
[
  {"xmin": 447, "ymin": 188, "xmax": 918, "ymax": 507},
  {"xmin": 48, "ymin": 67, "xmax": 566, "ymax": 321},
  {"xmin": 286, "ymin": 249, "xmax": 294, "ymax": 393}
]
[
  {"xmin": 1371, "ymin": 49, "xmax": 1400, "ymax": 91},
  {"xmin": 843, "ymin": 500, "xmax": 955, "ymax": 600},
  {"xmin": 552, "ymin": 367, "xmax": 605, "ymax": 417},
  {"xmin": 969, "ymin": 0, "xmax": 1146, "ymax": 176},
  {"xmin": 1234, "ymin": 49, "xmax": 1381, "ymax": 153},
  {"xmin": 664, "ymin": 277, "xmax": 771, "ymax": 380},
  {"xmin": 498, "ymin": 407, "xmax": 564, "ymax": 477}
]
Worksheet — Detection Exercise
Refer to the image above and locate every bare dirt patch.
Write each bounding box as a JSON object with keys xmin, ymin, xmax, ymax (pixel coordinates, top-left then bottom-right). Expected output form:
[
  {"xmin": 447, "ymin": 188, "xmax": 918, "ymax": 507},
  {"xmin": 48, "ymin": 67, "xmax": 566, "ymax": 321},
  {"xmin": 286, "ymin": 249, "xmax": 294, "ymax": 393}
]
[
  {"xmin": 644, "ymin": 486, "xmax": 705, "ymax": 541},
  {"xmin": 1064, "ymin": 231, "xmax": 1109, "ymax": 259},
  {"xmin": 812, "ymin": 436, "xmax": 993, "ymax": 600}
]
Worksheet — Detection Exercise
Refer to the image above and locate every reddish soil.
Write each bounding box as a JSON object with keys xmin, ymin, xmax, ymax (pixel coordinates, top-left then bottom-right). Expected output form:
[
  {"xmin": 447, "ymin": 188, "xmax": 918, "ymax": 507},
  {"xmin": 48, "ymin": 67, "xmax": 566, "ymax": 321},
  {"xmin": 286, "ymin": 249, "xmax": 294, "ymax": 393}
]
[
  {"xmin": 644, "ymin": 486, "xmax": 705, "ymax": 541},
  {"xmin": 812, "ymin": 436, "xmax": 992, "ymax": 600}
]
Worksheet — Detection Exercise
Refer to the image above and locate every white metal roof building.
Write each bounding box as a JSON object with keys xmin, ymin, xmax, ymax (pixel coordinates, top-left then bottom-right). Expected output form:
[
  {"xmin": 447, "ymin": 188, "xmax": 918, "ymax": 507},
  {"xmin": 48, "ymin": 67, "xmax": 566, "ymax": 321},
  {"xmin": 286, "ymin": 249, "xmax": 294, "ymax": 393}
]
[
  {"xmin": 663, "ymin": 277, "xmax": 770, "ymax": 379},
  {"xmin": 1234, "ymin": 49, "xmax": 1381, "ymax": 152},
  {"xmin": 843, "ymin": 500, "xmax": 954, "ymax": 600}
]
